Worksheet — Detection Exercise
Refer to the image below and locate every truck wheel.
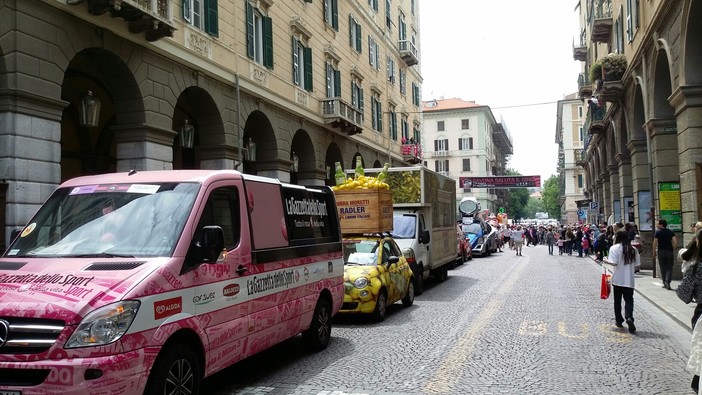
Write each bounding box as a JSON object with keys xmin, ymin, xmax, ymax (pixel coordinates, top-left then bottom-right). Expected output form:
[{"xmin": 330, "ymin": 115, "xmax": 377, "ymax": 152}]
[
  {"xmin": 302, "ymin": 297, "xmax": 332, "ymax": 351},
  {"xmin": 372, "ymin": 289, "xmax": 388, "ymax": 322},
  {"xmin": 436, "ymin": 265, "xmax": 448, "ymax": 282},
  {"xmin": 414, "ymin": 267, "xmax": 424, "ymax": 295},
  {"xmin": 145, "ymin": 343, "xmax": 201, "ymax": 395},
  {"xmin": 402, "ymin": 280, "xmax": 415, "ymax": 307}
]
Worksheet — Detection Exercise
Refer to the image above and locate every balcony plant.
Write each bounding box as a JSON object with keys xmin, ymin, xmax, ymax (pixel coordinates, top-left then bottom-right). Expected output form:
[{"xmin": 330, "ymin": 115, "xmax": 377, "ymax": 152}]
[{"xmin": 601, "ymin": 53, "xmax": 627, "ymax": 81}]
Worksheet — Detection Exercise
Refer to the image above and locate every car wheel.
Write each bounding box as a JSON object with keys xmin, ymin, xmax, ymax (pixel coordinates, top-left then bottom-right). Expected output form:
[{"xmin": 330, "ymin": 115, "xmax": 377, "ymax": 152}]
[
  {"xmin": 372, "ymin": 289, "xmax": 388, "ymax": 322},
  {"xmin": 461, "ymin": 250, "xmax": 468, "ymax": 265},
  {"xmin": 414, "ymin": 267, "xmax": 424, "ymax": 295},
  {"xmin": 145, "ymin": 343, "xmax": 201, "ymax": 395},
  {"xmin": 402, "ymin": 279, "xmax": 415, "ymax": 307},
  {"xmin": 302, "ymin": 297, "xmax": 332, "ymax": 351}
]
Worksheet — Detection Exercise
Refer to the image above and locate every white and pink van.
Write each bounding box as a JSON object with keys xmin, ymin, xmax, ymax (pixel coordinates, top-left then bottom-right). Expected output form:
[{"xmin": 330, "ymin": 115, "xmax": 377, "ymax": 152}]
[{"xmin": 0, "ymin": 170, "xmax": 344, "ymax": 394}]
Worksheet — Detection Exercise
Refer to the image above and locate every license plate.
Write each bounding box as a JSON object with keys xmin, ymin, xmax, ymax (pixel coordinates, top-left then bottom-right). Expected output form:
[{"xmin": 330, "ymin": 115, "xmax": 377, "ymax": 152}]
[{"xmin": 0, "ymin": 391, "xmax": 21, "ymax": 395}]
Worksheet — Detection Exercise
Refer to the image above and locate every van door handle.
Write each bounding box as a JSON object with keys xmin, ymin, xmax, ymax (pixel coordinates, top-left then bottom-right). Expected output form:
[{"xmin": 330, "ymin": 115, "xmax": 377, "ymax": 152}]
[{"xmin": 236, "ymin": 265, "xmax": 247, "ymax": 276}]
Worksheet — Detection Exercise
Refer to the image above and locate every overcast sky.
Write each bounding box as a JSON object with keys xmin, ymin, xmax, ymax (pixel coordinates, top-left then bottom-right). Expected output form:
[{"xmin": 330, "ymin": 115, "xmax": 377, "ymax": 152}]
[{"xmin": 419, "ymin": 0, "xmax": 582, "ymax": 183}]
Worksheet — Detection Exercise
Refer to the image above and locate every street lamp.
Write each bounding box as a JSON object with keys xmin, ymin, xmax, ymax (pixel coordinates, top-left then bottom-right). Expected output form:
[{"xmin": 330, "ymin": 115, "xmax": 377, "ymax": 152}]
[
  {"xmin": 291, "ymin": 151, "xmax": 299, "ymax": 173},
  {"xmin": 179, "ymin": 119, "xmax": 194, "ymax": 149},
  {"xmin": 79, "ymin": 90, "xmax": 101, "ymax": 128}
]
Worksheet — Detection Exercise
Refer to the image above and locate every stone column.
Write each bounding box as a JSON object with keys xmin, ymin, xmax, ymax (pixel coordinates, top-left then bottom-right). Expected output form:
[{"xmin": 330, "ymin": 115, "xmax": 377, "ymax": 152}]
[
  {"xmin": 616, "ymin": 155, "xmax": 633, "ymax": 222},
  {"xmin": 627, "ymin": 139, "xmax": 653, "ymax": 269},
  {"xmin": 198, "ymin": 145, "xmax": 239, "ymax": 170},
  {"xmin": 608, "ymin": 164, "xmax": 620, "ymax": 222},
  {"xmin": 670, "ymin": 85, "xmax": 702, "ymax": 246},
  {"xmin": 113, "ymin": 124, "xmax": 178, "ymax": 172},
  {"xmin": 0, "ymin": 90, "xmax": 67, "ymax": 247}
]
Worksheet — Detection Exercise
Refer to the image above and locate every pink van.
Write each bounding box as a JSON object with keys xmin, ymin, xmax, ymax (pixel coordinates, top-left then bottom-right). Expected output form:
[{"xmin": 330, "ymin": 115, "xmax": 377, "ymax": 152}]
[{"xmin": 0, "ymin": 170, "xmax": 343, "ymax": 394}]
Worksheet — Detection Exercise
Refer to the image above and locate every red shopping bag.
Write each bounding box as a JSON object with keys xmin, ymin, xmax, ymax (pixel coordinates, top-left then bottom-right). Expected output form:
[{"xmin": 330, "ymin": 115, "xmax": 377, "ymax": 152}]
[{"xmin": 600, "ymin": 268, "xmax": 611, "ymax": 299}]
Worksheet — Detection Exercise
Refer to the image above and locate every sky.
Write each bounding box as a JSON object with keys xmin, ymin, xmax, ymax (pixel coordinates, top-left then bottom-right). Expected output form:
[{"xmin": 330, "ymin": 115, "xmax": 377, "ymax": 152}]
[{"xmin": 419, "ymin": 0, "xmax": 582, "ymax": 184}]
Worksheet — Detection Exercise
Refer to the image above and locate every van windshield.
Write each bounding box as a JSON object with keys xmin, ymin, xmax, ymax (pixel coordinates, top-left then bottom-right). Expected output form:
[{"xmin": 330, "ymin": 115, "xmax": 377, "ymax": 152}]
[
  {"xmin": 4, "ymin": 182, "xmax": 200, "ymax": 258},
  {"xmin": 391, "ymin": 215, "xmax": 416, "ymax": 239}
]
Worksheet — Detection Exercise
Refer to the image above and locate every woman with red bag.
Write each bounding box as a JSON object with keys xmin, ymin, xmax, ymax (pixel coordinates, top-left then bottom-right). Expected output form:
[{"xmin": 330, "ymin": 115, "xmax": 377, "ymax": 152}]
[{"xmin": 602, "ymin": 230, "xmax": 641, "ymax": 333}]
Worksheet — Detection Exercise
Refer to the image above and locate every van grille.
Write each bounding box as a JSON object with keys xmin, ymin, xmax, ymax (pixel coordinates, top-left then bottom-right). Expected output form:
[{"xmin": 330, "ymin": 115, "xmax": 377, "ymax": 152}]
[
  {"xmin": 84, "ymin": 261, "xmax": 146, "ymax": 271},
  {"xmin": 0, "ymin": 317, "xmax": 65, "ymax": 355},
  {"xmin": 0, "ymin": 261, "xmax": 27, "ymax": 270}
]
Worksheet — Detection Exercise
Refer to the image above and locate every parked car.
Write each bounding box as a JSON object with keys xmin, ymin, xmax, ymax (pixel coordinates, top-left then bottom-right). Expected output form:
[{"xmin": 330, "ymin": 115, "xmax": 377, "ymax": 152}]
[
  {"xmin": 456, "ymin": 227, "xmax": 472, "ymax": 266},
  {"xmin": 340, "ymin": 234, "xmax": 415, "ymax": 321},
  {"xmin": 461, "ymin": 218, "xmax": 498, "ymax": 257}
]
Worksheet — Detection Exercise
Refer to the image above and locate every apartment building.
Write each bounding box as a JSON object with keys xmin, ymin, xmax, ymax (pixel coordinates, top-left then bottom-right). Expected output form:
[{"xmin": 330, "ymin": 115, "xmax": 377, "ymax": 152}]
[
  {"xmin": 555, "ymin": 93, "xmax": 588, "ymax": 225},
  {"xmin": 422, "ymin": 98, "xmax": 513, "ymax": 214},
  {"xmin": 0, "ymin": 0, "xmax": 424, "ymax": 249},
  {"xmin": 573, "ymin": 0, "xmax": 702, "ymax": 273}
]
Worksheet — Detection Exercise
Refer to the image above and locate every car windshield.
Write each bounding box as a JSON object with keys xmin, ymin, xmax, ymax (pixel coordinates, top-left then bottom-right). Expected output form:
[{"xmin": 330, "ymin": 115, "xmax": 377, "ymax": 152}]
[
  {"xmin": 4, "ymin": 182, "xmax": 200, "ymax": 258},
  {"xmin": 462, "ymin": 223, "xmax": 482, "ymax": 235},
  {"xmin": 391, "ymin": 215, "xmax": 415, "ymax": 239},
  {"xmin": 343, "ymin": 240, "xmax": 379, "ymax": 266}
]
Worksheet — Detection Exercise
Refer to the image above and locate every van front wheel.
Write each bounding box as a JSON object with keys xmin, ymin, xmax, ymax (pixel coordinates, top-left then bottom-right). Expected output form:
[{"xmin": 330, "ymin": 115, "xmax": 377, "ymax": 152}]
[
  {"xmin": 302, "ymin": 298, "xmax": 332, "ymax": 352},
  {"xmin": 145, "ymin": 344, "xmax": 201, "ymax": 395}
]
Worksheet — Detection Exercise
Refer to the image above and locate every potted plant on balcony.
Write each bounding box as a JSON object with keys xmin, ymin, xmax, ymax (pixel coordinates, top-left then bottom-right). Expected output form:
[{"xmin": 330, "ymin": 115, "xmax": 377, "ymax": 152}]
[{"xmin": 599, "ymin": 53, "xmax": 627, "ymax": 103}]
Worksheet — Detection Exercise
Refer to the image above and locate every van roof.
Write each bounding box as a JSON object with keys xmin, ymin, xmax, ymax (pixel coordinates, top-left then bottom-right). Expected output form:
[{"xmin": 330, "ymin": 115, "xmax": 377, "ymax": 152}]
[{"xmin": 59, "ymin": 170, "xmax": 254, "ymax": 187}]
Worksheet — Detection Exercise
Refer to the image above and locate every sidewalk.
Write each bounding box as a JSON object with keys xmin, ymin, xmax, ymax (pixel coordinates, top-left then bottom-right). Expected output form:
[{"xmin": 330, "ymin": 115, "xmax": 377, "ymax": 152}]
[{"xmin": 593, "ymin": 256, "xmax": 695, "ymax": 333}]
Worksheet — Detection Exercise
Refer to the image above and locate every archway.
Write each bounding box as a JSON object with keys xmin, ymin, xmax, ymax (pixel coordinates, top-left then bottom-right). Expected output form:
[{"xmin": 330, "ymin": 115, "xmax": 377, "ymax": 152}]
[
  {"xmin": 290, "ymin": 130, "xmax": 316, "ymax": 185},
  {"xmin": 243, "ymin": 110, "xmax": 277, "ymax": 176},
  {"xmin": 324, "ymin": 143, "xmax": 344, "ymax": 186},
  {"xmin": 173, "ymin": 87, "xmax": 224, "ymax": 169}
]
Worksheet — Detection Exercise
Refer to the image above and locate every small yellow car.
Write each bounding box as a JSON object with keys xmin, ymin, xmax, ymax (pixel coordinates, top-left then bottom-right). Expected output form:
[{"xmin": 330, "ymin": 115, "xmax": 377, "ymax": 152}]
[{"xmin": 340, "ymin": 234, "xmax": 414, "ymax": 321}]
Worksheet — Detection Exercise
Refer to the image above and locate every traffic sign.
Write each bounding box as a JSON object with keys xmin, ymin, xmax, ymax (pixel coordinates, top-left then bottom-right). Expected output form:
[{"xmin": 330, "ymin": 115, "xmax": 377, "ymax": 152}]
[
  {"xmin": 577, "ymin": 209, "xmax": 585, "ymax": 218},
  {"xmin": 499, "ymin": 207, "xmax": 505, "ymax": 214},
  {"xmin": 590, "ymin": 202, "xmax": 599, "ymax": 210}
]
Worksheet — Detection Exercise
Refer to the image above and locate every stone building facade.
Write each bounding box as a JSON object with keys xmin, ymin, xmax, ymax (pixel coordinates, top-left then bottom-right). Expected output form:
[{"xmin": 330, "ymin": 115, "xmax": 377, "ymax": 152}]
[{"xmin": 0, "ymin": 0, "xmax": 424, "ymax": 249}]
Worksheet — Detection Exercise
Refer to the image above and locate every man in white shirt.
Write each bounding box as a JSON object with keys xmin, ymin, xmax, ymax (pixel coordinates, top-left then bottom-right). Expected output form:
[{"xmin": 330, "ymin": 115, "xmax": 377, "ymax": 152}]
[{"xmin": 511, "ymin": 225, "xmax": 525, "ymax": 256}]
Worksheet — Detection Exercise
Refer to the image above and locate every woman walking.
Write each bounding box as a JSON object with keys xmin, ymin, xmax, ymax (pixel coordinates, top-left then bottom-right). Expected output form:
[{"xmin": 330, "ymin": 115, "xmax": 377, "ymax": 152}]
[
  {"xmin": 603, "ymin": 230, "xmax": 641, "ymax": 333},
  {"xmin": 545, "ymin": 227, "xmax": 556, "ymax": 255}
]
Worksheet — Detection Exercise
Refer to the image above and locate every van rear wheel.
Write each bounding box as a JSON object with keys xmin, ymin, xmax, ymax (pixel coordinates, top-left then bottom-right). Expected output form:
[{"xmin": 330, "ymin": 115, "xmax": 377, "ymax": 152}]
[
  {"xmin": 145, "ymin": 343, "xmax": 201, "ymax": 395},
  {"xmin": 414, "ymin": 270, "xmax": 424, "ymax": 295},
  {"xmin": 302, "ymin": 297, "xmax": 332, "ymax": 352}
]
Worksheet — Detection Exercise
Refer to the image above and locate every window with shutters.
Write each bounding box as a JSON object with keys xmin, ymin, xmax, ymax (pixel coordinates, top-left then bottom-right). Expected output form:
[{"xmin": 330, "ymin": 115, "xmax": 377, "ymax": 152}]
[
  {"xmin": 461, "ymin": 119, "xmax": 470, "ymax": 129},
  {"xmin": 434, "ymin": 139, "xmax": 448, "ymax": 152},
  {"xmin": 349, "ymin": 15, "xmax": 362, "ymax": 53},
  {"xmin": 469, "ymin": 137, "xmax": 474, "ymax": 150},
  {"xmin": 371, "ymin": 94, "xmax": 383, "ymax": 132},
  {"xmin": 385, "ymin": 0, "xmax": 392, "ymax": 30},
  {"xmin": 293, "ymin": 38, "xmax": 313, "ymax": 91},
  {"xmin": 351, "ymin": 79, "xmax": 364, "ymax": 111},
  {"xmin": 458, "ymin": 137, "xmax": 471, "ymax": 150},
  {"xmin": 411, "ymin": 83, "xmax": 420, "ymax": 106},
  {"xmin": 389, "ymin": 106, "xmax": 397, "ymax": 140},
  {"xmin": 437, "ymin": 121, "xmax": 445, "ymax": 131},
  {"xmin": 398, "ymin": 12, "xmax": 406, "ymax": 41},
  {"xmin": 577, "ymin": 174, "xmax": 583, "ymax": 189},
  {"xmin": 368, "ymin": 36, "xmax": 380, "ymax": 70},
  {"xmin": 401, "ymin": 116, "xmax": 409, "ymax": 141},
  {"xmin": 387, "ymin": 56, "xmax": 395, "ymax": 84},
  {"xmin": 413, "ymin": 123, "xmax": 420, "ymax": 144},
  {"xmin": 326, "ymin": 62, "xmax": 341, "ymax": 98},
  {"xmin": 435, "ymin": 160, "xmax": 449, "ymax": 173},
  {"xmin": 462, "ymin": 159, "xmax": 471, "ymax": 171},
  {"xmin": 324, "ymin": 0, "xmax": 339, "ymax": 30},
  {"xmin": 369, "ymin": 0, "xmax": 378, "ymax": 12},
  {"xmin": 245, "ymin": 2, "xmax": 273, "ymax": 68},
  {"xmin": 183, "ymin": 0, "xmax": 219, "ymax": 36},
  {"xmin": 399, "ymin": 68, "xmax": 406, "ymax": 95}
]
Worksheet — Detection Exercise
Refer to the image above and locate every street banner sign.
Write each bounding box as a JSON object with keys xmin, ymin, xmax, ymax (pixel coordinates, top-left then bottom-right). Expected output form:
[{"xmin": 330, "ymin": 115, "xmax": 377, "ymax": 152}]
[
  {"xmin": 459, "ymin": 175, "xmax": 541, "ymax": 189},
  {"xmin": 658, "ymin": 182, "xmax": 681, "ymax": 231}
]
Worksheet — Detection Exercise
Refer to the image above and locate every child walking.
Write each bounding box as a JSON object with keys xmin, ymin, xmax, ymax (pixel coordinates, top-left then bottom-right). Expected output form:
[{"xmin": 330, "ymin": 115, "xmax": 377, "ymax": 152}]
[{"xmin": 557, "ymin": 235, "xmax": 564, "ymax": 255}]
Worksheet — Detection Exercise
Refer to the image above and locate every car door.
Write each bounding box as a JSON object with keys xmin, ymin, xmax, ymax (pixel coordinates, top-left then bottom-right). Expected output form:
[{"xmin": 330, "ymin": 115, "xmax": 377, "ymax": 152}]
[{"xmin": 382, "ymin": 238, "xmax": 404, "ymax": 303}]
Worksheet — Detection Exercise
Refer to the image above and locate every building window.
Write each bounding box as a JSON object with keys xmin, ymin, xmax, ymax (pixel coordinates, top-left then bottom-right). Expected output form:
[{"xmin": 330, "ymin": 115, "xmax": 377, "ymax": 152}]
[
  {"xmin": 434, "ymin": 139, "xmax": 448, "ymax": 152},
  {"xmin": 469, "ymin": 137, "xmax": 474, "ymax": 149},
  {"xmin": 614, "ymin": 8, "xmax": 625, "ymax": 54},
  {"xmin": 387, "ymin": 56, "xmax": 396, "ymax": 84},
  {"xmin": 435, "ymin": 159, "xmax": 449, "ymax": 173},
  {"xmin": 246, "ymin": 2, "xmax": 273, "ymax": 68},
  {"xmin": 459, "ymin": 137, "xmax": 471, "ymax": 150},
  {"xmin": 371, "ymin": 94, "xmax": 383, "ymax": 132},
  {"xmin": 579, "ymin": 126, "xmax": 584, "ymax": 142},
  {"xmin": 463, "ymin": 158, "xmax": 471, "ymax": 171},
  {"xmin": 324, "ymin": 0, "xmax": 339, "ymax": 30},
  {"xmin": 351, "ymin": 79, "xmax": 364, "ymax": 111},
  {"xmin": 626, "ymin": 0, "xmax": 637, "ymax": 42},
  {"xmin": 183, "ymin": 0, "xmax": 219, "ymax": 36},
  {"xmin": 410, "ymin": 0, "xmax": 415, "ymax": 16},
  {"xmin": 349, "ymin": 15, "xmax": 362, "ymax": 53},
  {"xmin": 401, "ymin": 116, "xmax": 409, "ymax": 141},
  {"xmin": 577, "ymin": 174, "xmax": 583, "ymax": 188},
  {"xmin": 369, "ymin": 0, "xmax": 378, "ymax": 12},
  {"xmin": 369, "ymin": 36, "xmax": 380, "ymax": 70},
  {"xmin": 399, "ymin": 68, "xmax": 406, "ymax": 95},
  {"xmin": 293, "ymin": 38, "xmax": 313, "ymax": 91},
  {"xmin": 326, "ymin": 62, "xmax": 341, "ymax": 98},
  {"xmin": 389, "ymin": 107, "xmax": 397, "ymax": 140},
  {"xmin": 578, "ymin": 106, "xmax": 583, "ymax": 118},
  {"xmin": 461, "ymin": 119, "xmax": 470, "ymax": 129},
  {"xmin": 411, "ymin": 82, "xmax": 420, "ymax": 106},
  {"xmin": 385, "ymin": 0, "xmax": 392, "ymax": 30},
  {"xmin": 413, "ymin": 124, "xmax": 420, "ymax": 143},
  {"xmin": 398, "ymin": 12, "xmax": 406, "ymax": 42},
  {"xmin": 437, "ymin": 121, "xmax": 445, "ymax": 131}
]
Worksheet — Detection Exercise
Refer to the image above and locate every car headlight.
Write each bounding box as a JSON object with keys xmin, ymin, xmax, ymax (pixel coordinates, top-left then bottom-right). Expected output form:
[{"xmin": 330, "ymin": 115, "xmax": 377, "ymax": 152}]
[
  {"xmin": 477, "ymin": 237, "xmax": 485, "ymax": 244},
  {"xmin": 65, "ymin": 300, "xmax": 140, "ymax": 348},
  {"xmin": 354, "ymin": 277, "xmax": 369, "ymax": 289}
]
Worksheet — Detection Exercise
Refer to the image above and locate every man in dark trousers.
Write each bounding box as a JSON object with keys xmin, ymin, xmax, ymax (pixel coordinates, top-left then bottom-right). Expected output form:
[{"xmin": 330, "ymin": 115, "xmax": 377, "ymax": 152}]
[
  {"xmin": 653, "ymin": 219, "xmax": 678, "ymax": 290},
  {"xmin": 574, "ymin": 225, "xmax": 584, "ymax": 257}
]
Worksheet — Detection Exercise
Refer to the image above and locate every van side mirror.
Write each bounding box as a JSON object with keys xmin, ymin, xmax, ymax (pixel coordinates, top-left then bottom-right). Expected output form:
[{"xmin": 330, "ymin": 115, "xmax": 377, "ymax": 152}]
[
  {"xmin": 419, "ymin": 229, "xmax": 430, "ymax": 244},
  {"xmin": 199, "ymin": 225, "xmax": 225, "ymax": 263}
]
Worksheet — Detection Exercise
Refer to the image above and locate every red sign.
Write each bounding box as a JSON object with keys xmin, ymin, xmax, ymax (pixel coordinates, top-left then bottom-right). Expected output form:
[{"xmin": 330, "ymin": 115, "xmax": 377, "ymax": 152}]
[
  {"xmin": 154, "ymin": 296, "xmax": 182, "ymax": 319},
  {"xmin": 459, "ymin": 176, "xmax": 541, "ymax": 189},
  {"xmin": 223, "ymin": 283, "xmax": 241, "ymax": 297}
]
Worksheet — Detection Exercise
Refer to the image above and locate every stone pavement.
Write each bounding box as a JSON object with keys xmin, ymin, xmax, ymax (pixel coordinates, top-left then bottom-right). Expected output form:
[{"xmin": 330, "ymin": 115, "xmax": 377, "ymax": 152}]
[{"xmin": 594, "ymin": 255, "xmax": 696, "ymax": 333}]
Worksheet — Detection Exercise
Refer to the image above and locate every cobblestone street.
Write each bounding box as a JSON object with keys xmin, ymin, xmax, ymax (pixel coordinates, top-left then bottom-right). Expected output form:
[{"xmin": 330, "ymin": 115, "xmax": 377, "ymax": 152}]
[{"xmin": 204, "ymin": 244, "xmax": 693, "ymax": 394}]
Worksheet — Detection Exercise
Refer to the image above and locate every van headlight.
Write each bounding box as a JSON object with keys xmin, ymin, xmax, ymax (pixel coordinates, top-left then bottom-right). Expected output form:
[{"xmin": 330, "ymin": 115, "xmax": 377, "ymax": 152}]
[
  {"xmin": 354, "ymin": 277, "xmax": 369, "ymax": 289},
  {"xmin": 65, "ymin": 300, "xmax": 140, "ymax": 348}
]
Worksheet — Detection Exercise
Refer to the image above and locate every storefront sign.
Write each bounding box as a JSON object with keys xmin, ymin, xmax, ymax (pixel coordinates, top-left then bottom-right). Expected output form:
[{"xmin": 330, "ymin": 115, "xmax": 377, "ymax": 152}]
[{"xmin": 658, "ymin": 182, "xmax": 682, "ymax": 231}]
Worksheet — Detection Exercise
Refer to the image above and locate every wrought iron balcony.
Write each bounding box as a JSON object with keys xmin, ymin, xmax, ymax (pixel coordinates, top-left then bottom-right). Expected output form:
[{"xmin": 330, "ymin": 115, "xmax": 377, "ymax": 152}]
[
  {"xmin": 576, "ymin": 149, "xmax": 587, "ymax": 166},
  {"xmin": 321, "ymin": 98, "xmax": 364, "ymax": 136},
  {"xmin": 590, "ymin": 0, "xmax": 613, "ymax": 43},
  {"xmin": 587, "ymin": 100, "xmax": 607, "ymax": 134},
  {"xmin": 401, "ymin": 144, "xmax": 422, "ymax": 164},
  {"xmin": 578, "ymin": 73, "xmax": 593, "ymax": 99},
  {"xmin": 398, "ymin": 40, "xmax": 419, "ymax": 67},
  {"xmin": 572, "ymin": 35, "xmax": 587, "ymax": 61},
  {"xmin": 67, "ymin": 0, "xmax": 176, "ymax": 42}
]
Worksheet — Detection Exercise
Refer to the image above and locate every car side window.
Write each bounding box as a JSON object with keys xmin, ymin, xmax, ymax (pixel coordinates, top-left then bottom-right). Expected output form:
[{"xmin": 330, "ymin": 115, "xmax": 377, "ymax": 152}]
[
  {"xmin": 195, "ymin": 186, "xmax": 240, "ymax": 250},
  {"xmin": 389, "ymin": 239, "xmax": 402, "ymax": 257},
  {"xmin": 381, "ymin": 240, "xmax": 393, "ymax": 263}
]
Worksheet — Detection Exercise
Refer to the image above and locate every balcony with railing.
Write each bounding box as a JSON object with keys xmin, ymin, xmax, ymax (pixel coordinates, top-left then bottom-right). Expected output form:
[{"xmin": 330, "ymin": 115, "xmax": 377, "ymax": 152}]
[
  {"xmin": 587, "ymin": 100, "xmax": 607, "ymax": 134},
  {"xmin": 578, "ymin": 73, "xmax": 593, "ymax": 98},
  {"xmin": 589, "ymin": 0, "xmax": 613, "ymax": 43},
  {"xmin": 572, "ymin": 33, "xmax": 587, "ymax": 61},
  {"xmin": 67, "ymin": 0, "xmax": 175, "ymax": 42},
  {"xmin": 399, "ymin": 40, "xmax": 419, "ymax": 67},
  {"xmin": 401, "ymin": 144, "xmax": 422, "ymax": 164},
  {"xmin": 575, "ymin": 149, "xmax": 587, "ymax": 166},
  {"xmin": 493, "ymin": 119, "xmax": 513, "ymax": 155},
  {"xmin": 321, "ymin": 98, "xmax": 364, "ymax": 136}
]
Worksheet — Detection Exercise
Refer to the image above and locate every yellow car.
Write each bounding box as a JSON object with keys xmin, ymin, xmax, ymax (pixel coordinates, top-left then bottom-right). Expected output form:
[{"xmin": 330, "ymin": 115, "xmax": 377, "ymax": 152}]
[{"xmin": 340, "ymin": 234, "xmax": 415, "ymax": 321}]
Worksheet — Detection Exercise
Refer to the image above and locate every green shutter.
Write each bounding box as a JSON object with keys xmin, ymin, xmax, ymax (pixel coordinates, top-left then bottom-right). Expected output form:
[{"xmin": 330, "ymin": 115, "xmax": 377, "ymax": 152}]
[
  {"xmin": 182, "ymin": 0, "xmax": 191, "ymax": 22},
  {"xmin": 359, "ymin": 88, "xmax": 364, "ymax": 111},
  {"xmin": 263, "ymin": 16, "xmax": 273, "ymax": 68},
  {"xmin": 246, "ymin": 1, "xmax": 254, "ymax": 59},
  {"xmin": 292, "ymin": 38, "xmax": 299, "ymax": 85},
  {"xmin": 304, "ymin": 47, "xmax": 313, "ymax": 91},
  {"xmin": 356, "ymin": 24, "xmax": 362, "ymax": 52},
  {"xmin": 378, "ymin": 101, "xmax": 382, "ymax": 131},
  {"xmin": 334, "ymin": 70, "xmax": 341, "ymax": 97},
  {"xmin": 349, "ymin": 15, "xmax": 354, "ymax": 46},
  {"xmin": 331, "ymin": 0, "xmax": 338, "ymax": 30},
  {"xmin": 204, "ymin": 0, "xmax": 219, "ymax": 37}
]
